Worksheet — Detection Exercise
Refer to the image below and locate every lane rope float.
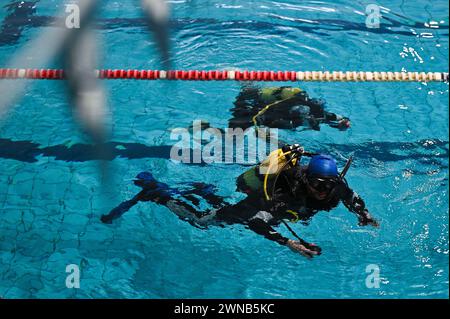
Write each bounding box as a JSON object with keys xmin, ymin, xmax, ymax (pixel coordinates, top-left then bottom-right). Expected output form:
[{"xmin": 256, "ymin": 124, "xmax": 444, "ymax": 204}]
[{"xmin": 0, "ymin": 68, "xmax": 448, "ymax": 82}]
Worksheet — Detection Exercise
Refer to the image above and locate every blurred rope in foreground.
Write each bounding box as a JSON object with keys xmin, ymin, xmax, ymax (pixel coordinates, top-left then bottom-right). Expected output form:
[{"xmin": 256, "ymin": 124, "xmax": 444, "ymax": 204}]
[
  {"xmin": 0, "ymin": 0, "xmax": 171, "ymax": 141},
  {"xmin": 0, "ymin": 0, "xmax": 171, "ymax": 185}
]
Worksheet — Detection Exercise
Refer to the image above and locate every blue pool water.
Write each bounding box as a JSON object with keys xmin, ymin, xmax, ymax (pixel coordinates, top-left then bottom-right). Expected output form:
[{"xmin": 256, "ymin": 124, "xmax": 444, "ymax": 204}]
[{"xmin": 0, "ymin": 0, "xmax": 448, "ymax": 298}]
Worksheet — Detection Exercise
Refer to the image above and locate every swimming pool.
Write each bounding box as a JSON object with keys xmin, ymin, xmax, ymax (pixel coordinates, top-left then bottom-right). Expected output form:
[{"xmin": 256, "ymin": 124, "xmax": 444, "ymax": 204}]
[{"xmin": 0, "ymin": 0, "xmax": 448, "ymax": 298}]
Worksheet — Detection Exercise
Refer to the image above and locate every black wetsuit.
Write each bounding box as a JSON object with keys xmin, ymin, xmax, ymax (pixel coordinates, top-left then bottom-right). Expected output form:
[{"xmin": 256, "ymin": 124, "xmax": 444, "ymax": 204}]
[
  {"xmin": 229, "ymin": 86, "xmax": 348, "ymax": 131},
  {"xmin": 101, "ymin": 149, "xmax": 374, "ymax": 247},
  {"xmin": 214, "ymin": 165, "xmax": 373, "ymax": 245}
]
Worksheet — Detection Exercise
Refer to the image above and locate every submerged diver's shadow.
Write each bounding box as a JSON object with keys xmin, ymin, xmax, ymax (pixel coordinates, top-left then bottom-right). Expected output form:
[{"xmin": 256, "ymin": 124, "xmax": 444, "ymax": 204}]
[{"xmin": 1, "ymin": 138, "xmax": 448, "ymax": 172}]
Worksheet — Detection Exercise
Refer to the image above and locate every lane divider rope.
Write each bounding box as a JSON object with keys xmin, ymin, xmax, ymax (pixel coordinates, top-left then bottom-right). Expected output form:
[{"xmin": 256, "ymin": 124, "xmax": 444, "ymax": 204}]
[{"xmin": 0, "ymin": 68, "xmax": 448, "ymax": 82}]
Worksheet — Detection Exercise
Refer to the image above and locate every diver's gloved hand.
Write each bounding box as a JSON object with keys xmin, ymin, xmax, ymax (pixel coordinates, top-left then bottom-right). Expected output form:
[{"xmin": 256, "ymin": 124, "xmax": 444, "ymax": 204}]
[
  {"xmin": 287, "ymin": 239, "xmax": 321, "ymax": 258},
  {"xmin": 337, "ymin": 118, "xmax": 351, "ymax": 130},
  {"xmin": 358, "ymin": 210, "xmax": 379, "ymax": 227}
]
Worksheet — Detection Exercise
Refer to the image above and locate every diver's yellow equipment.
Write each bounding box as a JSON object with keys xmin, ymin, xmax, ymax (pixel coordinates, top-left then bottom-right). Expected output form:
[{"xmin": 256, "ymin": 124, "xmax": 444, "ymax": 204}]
[
  {"xmin": 252, "ymin": 98, "xmax": 290, "ymax": 128},
  {"xmin": 261, "ymin": 149, "xmax": 299, "ymax": 201},
  {"xmin": 236, "ymin": 148, "xmax": 298, "ymax": 197},
  {"xmin": 262, "ymin": 145, "xmax": 319, "ymax": 201},
  {"xmin": 260, "ymin": 87, "xmax": 302, "ymax": 103},
  {"xmin": 286, "ymin": 209, "xmax": 300, "ymax": 223},
  {"xmin": 236, "ymin": 144, "xmax": 317, "ymax": 201},
  {"xmin": 252, "ymin": 87, "xmax": 302, "ymax": 129},
  {"xmin": 262, "ymin": 144, "xmax": 313, "ymax": 201}
]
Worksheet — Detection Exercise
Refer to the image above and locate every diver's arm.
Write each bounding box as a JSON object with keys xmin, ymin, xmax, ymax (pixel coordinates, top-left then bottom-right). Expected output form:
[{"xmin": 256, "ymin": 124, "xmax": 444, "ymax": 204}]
[
  {"xmin": 101, "ymin": 193, "xmax": 140, "ymax": 224},
  {"xmin": 341, "ymin": 187, "xmax": 379, "ymax": 227},
  {"xmin": 324, "ymin": 112, "xmax": 350, "ymax": 130},
  {"xmin": 247, "ymin": 212, "xmax": 289, "ymax": 245},
  {"xmin": 247, "ymin": 211, "xmax": 321, "ymax": 257},
  {"xmin": 307, "ymin": 112, "xmax": 350, "ymax": 130},
  {"xmin": 306, "ymin": 102, "xmax": 350, "ymax": 130}
]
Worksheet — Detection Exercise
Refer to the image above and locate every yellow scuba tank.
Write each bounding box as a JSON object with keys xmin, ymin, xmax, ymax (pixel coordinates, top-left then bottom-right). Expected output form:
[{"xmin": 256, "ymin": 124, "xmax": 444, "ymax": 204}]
[
  {"xmin": 260, "ymin": 87, "xmax": 302, "ymax": 104},
  {"xmin": 280, "ymin": 87, "xmax": 302, "ymax": 100},
  {"xmin": 236, "ymin": 148, "xmax": 298, "ymax": 198}
]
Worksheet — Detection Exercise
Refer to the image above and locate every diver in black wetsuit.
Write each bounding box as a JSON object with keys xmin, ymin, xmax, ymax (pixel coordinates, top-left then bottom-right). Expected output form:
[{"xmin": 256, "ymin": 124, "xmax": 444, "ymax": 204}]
[
  {"xmin": 101, "ymin": 144, "xmax": 378, "ymax": 258},
  {"xmin": 229, "ymin": 86, "xmax": 351, "ymax": 131}
]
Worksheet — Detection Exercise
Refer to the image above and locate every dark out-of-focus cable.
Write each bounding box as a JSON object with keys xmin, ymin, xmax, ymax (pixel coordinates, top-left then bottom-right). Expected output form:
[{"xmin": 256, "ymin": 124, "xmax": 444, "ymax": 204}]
[
  {"xmin": 141, "ymin": 0, "xmax": 171, "ymax": 69},
  {"xmin": 0, "ymin": 0, "xmax": 100, "ymax": 122},
  {"xmin": 63, "ymin": 1, "xmax": 105, "ymax": 144},
  {"xmin": 0, "ymin": 0, "xmax": 172, "ymax": 185}
]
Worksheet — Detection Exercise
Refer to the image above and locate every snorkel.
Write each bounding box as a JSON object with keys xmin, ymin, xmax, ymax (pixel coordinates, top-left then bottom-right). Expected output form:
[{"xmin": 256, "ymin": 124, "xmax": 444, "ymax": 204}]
[{"xmin": 339, "ymin": 155, "xmax": 353, "ymax": 180}]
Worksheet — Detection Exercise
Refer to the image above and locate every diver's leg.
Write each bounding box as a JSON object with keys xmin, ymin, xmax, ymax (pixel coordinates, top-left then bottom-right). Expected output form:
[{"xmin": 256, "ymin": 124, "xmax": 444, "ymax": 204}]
[
  {"xmin": 164, "ymin": 183, "xmax": 229, "ymax": 223},
  {"xmin": 133, "ymin": 172, "xmax": 222, "ymax": 225},
  {"xmin": 101, "ymin": 172, "xmax": 174, "ymax": 223},
  {"xmin": 183, "ymin": 183, "xmax": 226, "ymax": 208}
]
